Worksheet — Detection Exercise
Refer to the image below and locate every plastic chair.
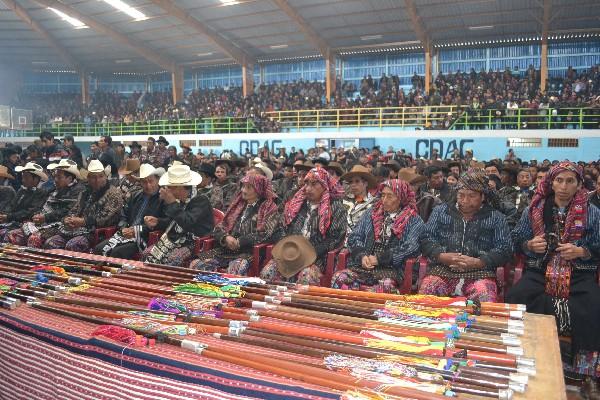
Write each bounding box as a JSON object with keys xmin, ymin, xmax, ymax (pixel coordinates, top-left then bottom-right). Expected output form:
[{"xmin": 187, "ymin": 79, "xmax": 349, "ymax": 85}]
[
  {"xmin": 90, "ymin": 226, "xmax": 118, "ymax": 250},
  {"xmin": 193, "ymin": 209, "xmax": 225, "ymax": 255}
]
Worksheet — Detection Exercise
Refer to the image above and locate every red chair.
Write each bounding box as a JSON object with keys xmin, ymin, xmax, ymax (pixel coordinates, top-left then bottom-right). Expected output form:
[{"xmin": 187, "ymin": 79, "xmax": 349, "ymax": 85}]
[
  {"xmin": 193, "ymin": 209, "xmax": 225, "ymax": 255},
  {"xmin": 90, "ymin": 226, "xmax": 118, "ymax": 250}
]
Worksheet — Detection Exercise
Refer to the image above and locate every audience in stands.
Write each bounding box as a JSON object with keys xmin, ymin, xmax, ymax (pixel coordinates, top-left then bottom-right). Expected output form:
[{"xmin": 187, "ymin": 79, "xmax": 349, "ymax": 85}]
[{"xmin": 11, "ymin": 65, "xmax": 600, "ymax": 132}]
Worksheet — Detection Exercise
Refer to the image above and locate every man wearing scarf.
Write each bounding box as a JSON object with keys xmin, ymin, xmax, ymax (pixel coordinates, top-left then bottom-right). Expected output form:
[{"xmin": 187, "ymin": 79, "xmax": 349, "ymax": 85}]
[
  {"xmin": 260, "ymin": 167, "xmax": 347, "ymax": 285},
  {"xmin": 332, "ymin": 180, "xmax": 425, "ymax": 293},
  {"xmin": 41, "ymin": 160, "xmax": 124, "ymax": 252},
  {"xmin": 419, "ymin": 171, "xmax": 512, "ymax": 302},
  {"xmin": 508, "ymin": 161, "xmax": 600, "ymax": 380},
  {"xmin": 190, "ymin": 175, "xmax": 279, "ymax": 275}
]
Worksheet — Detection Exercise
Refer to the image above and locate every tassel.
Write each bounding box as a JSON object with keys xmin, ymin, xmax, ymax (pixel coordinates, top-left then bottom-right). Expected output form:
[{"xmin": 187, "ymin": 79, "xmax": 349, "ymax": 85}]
[{"xmin": 92, "ymin": 325, "xmax": 147, "ymax": 346}]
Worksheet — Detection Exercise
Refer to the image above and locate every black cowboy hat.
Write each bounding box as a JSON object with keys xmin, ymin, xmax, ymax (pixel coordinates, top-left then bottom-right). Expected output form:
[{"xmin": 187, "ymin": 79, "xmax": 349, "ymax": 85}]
[
  {"xmin": 157, "ymin": 136, "xmax": 169, "ymax": 145},
  {"xmin": 197, "ymin": 163, "xmax": 216, "ymax": 179}
]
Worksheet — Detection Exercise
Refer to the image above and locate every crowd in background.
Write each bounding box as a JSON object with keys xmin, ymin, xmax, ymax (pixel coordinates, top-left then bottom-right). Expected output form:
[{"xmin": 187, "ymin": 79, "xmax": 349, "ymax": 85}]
[{"xmin": 9, "ymin": 65, "xmax": 600, "ymax": 131}]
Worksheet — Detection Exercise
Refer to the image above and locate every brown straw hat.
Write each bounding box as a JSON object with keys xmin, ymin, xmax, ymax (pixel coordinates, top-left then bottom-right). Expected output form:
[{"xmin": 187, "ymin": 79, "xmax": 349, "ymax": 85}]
[
  {"xmin": 293, "ymin": 160, "xmax": 315, "ymax": 171},
  {"xmin": 119, "ymin": 158, "xmax": 141, "ymax": 176},
  {"xmin": 340, "ymin": 164, "xmax": 377, "ymax": 189},
  {"xmin": 326, "ymin": 161, "xmax": 345, "ymax": 176},
  {"xmin": 272, "ymin": 235, "xmax": 317, "ymax": 278},
  {"xmin": 398, "ymin": 168, "xmax": 427, "ymax": 185}
]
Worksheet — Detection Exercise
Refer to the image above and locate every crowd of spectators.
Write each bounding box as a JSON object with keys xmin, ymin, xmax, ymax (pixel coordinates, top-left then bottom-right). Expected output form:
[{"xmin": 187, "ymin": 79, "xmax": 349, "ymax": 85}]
[{"xmin": 9, "ymin": 64, "xmax": 600, "ymax": 131}]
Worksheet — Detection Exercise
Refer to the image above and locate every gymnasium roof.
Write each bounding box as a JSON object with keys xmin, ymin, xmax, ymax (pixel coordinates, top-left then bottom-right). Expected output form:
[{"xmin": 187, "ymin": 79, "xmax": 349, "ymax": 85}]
[{"xmin": 0, "ymin": 0, "xmax": 598, "ymax": 73}]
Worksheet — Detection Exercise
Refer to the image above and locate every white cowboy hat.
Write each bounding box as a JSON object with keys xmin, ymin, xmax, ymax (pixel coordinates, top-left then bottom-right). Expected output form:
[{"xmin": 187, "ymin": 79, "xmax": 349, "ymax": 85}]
[
  {"xmin": 135, "ymin": 164, "xmax": 165, "ymax": 179},
  {"xmin": 159, "ymin": 164, "xmax": 202, "ymax": 187},
  {"xmin": 87, "ymin": 159, "xmax": 111, "ymax": 176},
  {"xmin": 15, "ymin": 162, "xmax": 48, "ymax": 181},
  {"xmin": 254, "ymin": 163, "xmax": 273, "ymax": 181},
  {"xmin": 47, "ymin": 158, "xmax": 82, "ymax": 180},
  {"xmin": 252, "ymin": 157, "xmax": 263, "ymax": 165}
]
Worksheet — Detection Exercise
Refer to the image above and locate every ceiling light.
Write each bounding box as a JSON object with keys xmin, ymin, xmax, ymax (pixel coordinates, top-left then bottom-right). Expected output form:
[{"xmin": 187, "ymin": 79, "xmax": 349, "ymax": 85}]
[
  {"xmin": 32, "ymin": 61, "xmax": 48, "ymax": 65},
  {"xmin": 197, "ymin": 52, "xmax": 213, "ymax": 57},
  {"xmin": 101, "ymin": 0, "xmax": 147, "ymax": 21},
  {"xmin": 48, "ymin": 8, "xmax": 88, "ymax": 29},
  {"xmin": 115, "ymin": 59, "xmax": 131, "ymax": 64},
  {"xmin": 270, "ymin": 44, "xmax": 288, "ymax": 49},
  {"xmin": 468, "ymin": 25, "xmax": 494, "ymax": 30},
  {"xmin": 220, "ymin": 0, "xmax": 240, "ymax": 5},
  {"xmin": 360, "ymin": 34, "xmax": 383, "ymax": 41}
]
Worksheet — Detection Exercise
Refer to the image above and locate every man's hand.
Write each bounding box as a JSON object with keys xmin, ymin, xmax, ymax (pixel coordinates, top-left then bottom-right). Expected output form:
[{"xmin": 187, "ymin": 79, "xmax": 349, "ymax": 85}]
[
  {"xmin": 224, "ymin": 235, "xmax": 239, "ymax": 251},
  {"xmin": 368, "ymin": 255, "xmax": 378, "ymax": 266},
  {"xmin": 527, "ymin": 235, "xmax": 547, "ymax": 254},
  {"xmin": 0, "ymin": 214, "xmax": 7, "ymax": 223},
  {"xmin": 144, "ymin": 216, "xmax": 158, "ymax": 229},
  {"xmin": 159, "ymin": 187, "xmax": 177, "ymax": 205},
  {"xmin": 361, "ymin": 255, "xmax": 375, "ymax": 270},
  {"xmin": 121, "ymin": 227, "xmax": 135, "ymax": 239},
  {"xmin": 438, "ymin": 252, "xmax": 462, "ymax": 266},
  {"xmin": 557, "ymin": 243, "xmax": 588, "ymax": 261},
  {"xmin": 32, "ymin": 214, "xmax": 45, "ymax": 224},
  {"xmin": 68, "ymin": 217, "xmax": 85, "ymax": 229},
  {"xmin": 449, "ymin": 255, "xmax": 484, "ymax": 272}
]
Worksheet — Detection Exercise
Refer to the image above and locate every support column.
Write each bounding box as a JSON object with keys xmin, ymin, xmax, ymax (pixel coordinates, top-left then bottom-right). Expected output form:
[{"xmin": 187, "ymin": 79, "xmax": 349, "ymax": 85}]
[
  {"xmin": 171, "ymin": 66, "xmax": 184, "ymax": 104},
  {"xmin": 424, "ymin": 48, "xmax": 431, "ymax": 94},
  {"xmin": 242, "ymin": 64, "xmax": 254, "ymax": 97},
  {"xmin": 325, "ymin": 53, "xmax": 337, "ymax": 104},
  {"xmin": 540, "ymin": 39, "xmax": 548, "ymax": 92},
  {"xmin": 80, "ymin": 70, "xmax": 90, "ymax": 105}
]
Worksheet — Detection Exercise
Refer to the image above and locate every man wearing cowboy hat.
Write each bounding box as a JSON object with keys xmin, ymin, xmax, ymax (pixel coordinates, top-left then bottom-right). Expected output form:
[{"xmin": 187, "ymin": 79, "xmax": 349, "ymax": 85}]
[
  {"xmin": 2, "ymin": 145, "xmax": 22, "ymax": 191},
  {"xmin": 5, "ymin": 159, "xmax": 85, "ymax": 247},
  {"xmin": 0, "ymin": 165, "xmax": 16, "ymax": 211},
  {"xmin": 128, "ymin": 141, "xmax": 142, "ymax": 160},
  {"xmin": 95, "ymin": 164, "xmax": 167, "ymax": 259},
  {"xmin": 0, "ymin": 162, "xmax": 49, "ymax": 240},
  {"xmin": 118, "ymin": 158, "xmax": 142, "ymax": 202},
  {"xmin": 40, "ymin": 160, "xmax": 124, "ymax": 252},
  {"xmin": 178, "ymin": 144, "xmax": 194, "ymax": 167},
  {"xmin": 141, "ymin": 164, "xmax": 214, "ymax": 267},
  {"xmin": 341, "ymin": 165, "xmax": 377, "ymax": 236},
  {"xmin": 260, "ymin": 167, "xmax": 347, "ymax": 285}
]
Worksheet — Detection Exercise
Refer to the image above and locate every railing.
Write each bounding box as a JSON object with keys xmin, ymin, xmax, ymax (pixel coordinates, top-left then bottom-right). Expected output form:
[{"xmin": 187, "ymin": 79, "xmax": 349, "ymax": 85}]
[
  {"xmin": 450, "ymin": 107, "xmax": 600, "ymax": 130},
  {"xmin": 5, "ymin": 117, "xmax": 258, "ymax": 138},
  {"xmin": 265, "ymin": 106, "xmax": 458, "ymax": 130},
  {"xmin": 265, "ymin": 106, "xmax": 600, "ymax": 131}
]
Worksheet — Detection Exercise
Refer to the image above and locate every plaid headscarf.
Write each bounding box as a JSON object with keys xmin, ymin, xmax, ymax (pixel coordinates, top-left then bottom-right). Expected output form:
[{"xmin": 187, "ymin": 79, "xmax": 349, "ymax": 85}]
[
  {"xmin": 220, "ymin": 174, "xmax": 277, "ymax": 233},
  {"xmin": 456, "ymin": 170, "xmax": 490, "ymax": 194},
  {"xmin": 528, "ymin": 161, "xmax": 588, "ymax": 298},
  {"xmin": 284, "ymin": 167, "xmax": 344, "ymax": 237},
  {"xmin": 371, "ymin": 179, "xmax": 418, "ymax": 241}
]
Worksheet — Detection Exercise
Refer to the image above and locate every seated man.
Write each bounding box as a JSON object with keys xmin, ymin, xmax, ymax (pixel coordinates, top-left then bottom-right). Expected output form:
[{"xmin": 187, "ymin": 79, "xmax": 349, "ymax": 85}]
[
  {"xmin": 6, "ymin": 159, "xmax": 84, "ymax": 247},
  {"xmin": 332, "ymin": 179, "xmax": 424, "ymax": 293},
  {"xmin": 499, "ymin": 168, "xmax": 535, "ymax": 218},
  {"xmin": 341, "ymin": 165, "xmax": 377, "ymax": 236},
  {"xmin": 41, "ymin": 160, "xmax": 123, "ymax": 252},
  {"xmin": 190, "ymin": 174, "xmax": 279, "ymax": 275},
  {"xmin": 142, "ymin": 164, "xmax": 214, "ymax": 266},
  {"xmin": 419, "ymin": 171, "xmax": 512, "ymax": 302},
  {"xmin": 508, "ymin": 162, "xmax": 600, "ymax": 379},
  {"xmin": 94, "ymin": 164, "xmax": 165, "ymax": 259},
  {"xmin": 0, "ymin": 162, "xmax": 49, "ymax": 240},
  {"xmin": 0, "ymin": 166, "xmax": 16, "ymax": 211},
  {"xmin": 117, "ymin": 159, "xmax": 143, "ymax": 202},
  {"xmin": 260, "ymin": 167, "xmax": 347, "ymax": 285}
]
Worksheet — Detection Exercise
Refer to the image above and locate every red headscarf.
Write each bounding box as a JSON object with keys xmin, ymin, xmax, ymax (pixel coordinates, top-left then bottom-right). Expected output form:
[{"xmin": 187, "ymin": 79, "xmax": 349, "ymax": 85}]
[
  {"xmin": 284, "ymin": 167, "xmax": 344, "ymax": 237},
  {"xmin": 528, "ymin": 161, "xmax": 588, "ymax": 298},
  {"xmin": 371, "ymin": 179, "xmax": 418, "ymax": 241},
  {"xmin": 529, "ymin": 161, "xmax": 587, "ymax": 241},
  {"xmin": 220, "ymin": 174, "xmax": 277, "ymax": 233}
]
